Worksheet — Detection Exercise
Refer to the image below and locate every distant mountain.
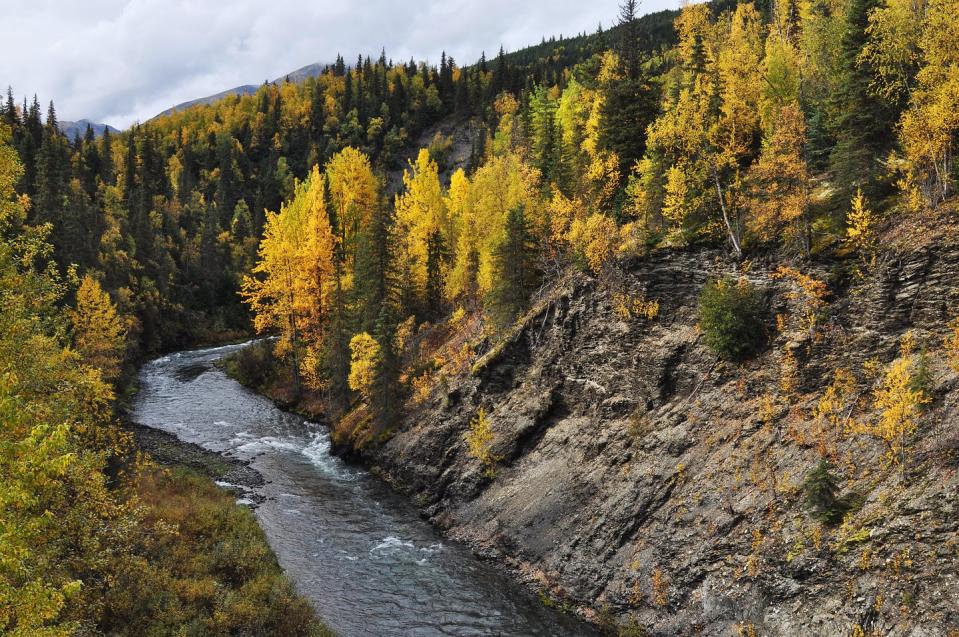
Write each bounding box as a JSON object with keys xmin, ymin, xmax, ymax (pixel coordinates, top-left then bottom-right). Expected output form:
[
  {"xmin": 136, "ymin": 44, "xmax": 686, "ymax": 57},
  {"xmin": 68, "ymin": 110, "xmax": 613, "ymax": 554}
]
[
  {"xmin": 153, "ymin": 62, "xmax": 331, "ymax": 120},
  {"xmin": 155, "ymin": 84, "xmax": 259, "ymax": 119},
  {"xmin": 279, "ymin": 62, "xmax": 327, "ymax": 84},
  {"xmin": 59, "ymin": 119, "xmax": 120, "ymax": 140}
]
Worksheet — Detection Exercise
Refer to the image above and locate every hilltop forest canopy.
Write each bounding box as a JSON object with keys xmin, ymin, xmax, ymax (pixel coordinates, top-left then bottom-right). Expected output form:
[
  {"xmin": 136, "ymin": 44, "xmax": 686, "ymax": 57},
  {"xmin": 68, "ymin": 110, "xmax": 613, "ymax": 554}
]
[
  {"xmin": 1, "ymin": 0, "xmax": 958, "ymax": 631},
  {"xmin": 0, "ymin": 8, "xmax": 679, "ymax": 362}
]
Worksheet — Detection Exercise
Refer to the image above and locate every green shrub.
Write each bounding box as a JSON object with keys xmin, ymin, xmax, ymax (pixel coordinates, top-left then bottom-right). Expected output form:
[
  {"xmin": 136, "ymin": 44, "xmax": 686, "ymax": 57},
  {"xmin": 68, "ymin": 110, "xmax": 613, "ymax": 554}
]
[
  {"xmin": 698, "ymin": 276, "xmax": 765, "ymax": 361},
  {"xmin": 802, "ymin": 459, "xmax": 850, "ymax": 526},
  {"xmin": 225, "ymin": 340, "xmax": 276, "ymax": 388}
]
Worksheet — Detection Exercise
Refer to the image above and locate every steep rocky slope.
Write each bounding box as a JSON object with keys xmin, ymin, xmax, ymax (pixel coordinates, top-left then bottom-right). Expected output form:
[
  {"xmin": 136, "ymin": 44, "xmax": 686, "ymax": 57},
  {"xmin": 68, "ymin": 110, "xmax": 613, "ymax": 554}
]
[{"xmin": 357, "ymin": 242, "xmax": 959, "ymax": 636}]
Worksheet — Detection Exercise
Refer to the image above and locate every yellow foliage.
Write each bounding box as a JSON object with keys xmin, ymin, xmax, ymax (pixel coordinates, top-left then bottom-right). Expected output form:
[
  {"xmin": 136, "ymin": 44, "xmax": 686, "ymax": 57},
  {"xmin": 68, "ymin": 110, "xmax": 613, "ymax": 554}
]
[
  {"xmin": 845, "ymin": 189, "xmax": 877, "ymax": 264},
  {"xmin": 324, "ymin": 147, "xmax": 379, "ymax": 265},
  {"xmin": 613, "ymin": 291, "xmax": 660, "ymax": 321},
  {"xmin": 411, "ymin": 371, "xmax": 433, "ymax": 405},
  {"xmin": 896, "ymin": 0, "xmax": 959, "ymax": 208},
  {"xmin": 773, "ymin": 266, "xmax": 830, "ymax": 337},
  {"xmin": 70, "ymin": 274, "xmax": 127, "ymax": 384},
  {"xmin": 566, "ymin": 213, "xmax": 619, "ymax": 274},
  {"xmin": 868, "ymin": 350, "xmax": 929, "ymax": 468},
  {"xmin": 347, "ymin": 332, "xmax": 381, "ymax": 400},
  {"xmin": 747, "ymin": 102, "xmax": 811, "ymax": 253},
  {"xmin": 815, "ymin": 368, "xmax": 858, "ymax": 439},
  {"xmin": 242, "ymin": 165, "xmax": 336, "ymax": 373},
  {"xmin": 395, "ymin": 149, "xmax": 450, "ymax": 297},
  {"xmin": 446, "ymin": 153, "xmax": 541, "ymax": 300},
  {"xmin": 944, "ymin": 316, "xmax": 959, "ymax": 372},
  {"xmin": 464, "ymin": 408, "xmax": 499, "ymax": 476}
]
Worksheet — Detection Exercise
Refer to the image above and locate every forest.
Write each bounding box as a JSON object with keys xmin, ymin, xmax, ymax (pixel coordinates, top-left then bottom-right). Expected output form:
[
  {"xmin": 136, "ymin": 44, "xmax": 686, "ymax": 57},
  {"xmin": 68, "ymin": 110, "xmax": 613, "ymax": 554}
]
[{"xmin": 1, "ymin": 0, "xmax": 957, "ymax": 632}]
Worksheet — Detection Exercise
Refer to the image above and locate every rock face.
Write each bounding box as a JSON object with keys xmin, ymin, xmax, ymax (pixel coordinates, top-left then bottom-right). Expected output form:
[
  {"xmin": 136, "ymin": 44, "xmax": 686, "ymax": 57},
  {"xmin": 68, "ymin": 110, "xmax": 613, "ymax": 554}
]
[{"xmin": 358, "ymin": 246, "xmax": 959, "ymax": 636}]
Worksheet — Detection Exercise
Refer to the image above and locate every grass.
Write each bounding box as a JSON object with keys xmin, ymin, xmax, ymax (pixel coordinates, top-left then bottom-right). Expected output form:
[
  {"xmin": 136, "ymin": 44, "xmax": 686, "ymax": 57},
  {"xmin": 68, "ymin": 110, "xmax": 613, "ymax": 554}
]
[{"xmin": 120, "ymin": 466, "xmax": 336, "ymax": 637}]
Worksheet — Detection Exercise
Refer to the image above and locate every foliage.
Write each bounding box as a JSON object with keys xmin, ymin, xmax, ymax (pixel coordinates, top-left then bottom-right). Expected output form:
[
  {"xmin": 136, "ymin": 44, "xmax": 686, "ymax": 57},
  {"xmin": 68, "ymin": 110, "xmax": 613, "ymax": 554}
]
[
  {"xmin": 69, "ymin": 274, "xmax": 127, "ymax": 384},
  {"xmin": 747, "ymin": 102, "xmax": 811, "ymax": 254},
  {"xmin": 802, "ymin": 459, "xmax": 850, "ymax": 525},
  {"xmin": 892, "ymin": 0, "xmax": 958, "ymax": 208},
  {"xmin": 845, "ymin": 189, "xmax": 878, "ymax": 265},
  {"xmin": 566, "ymin": 213, "xmax": 620, "ymax": 274},
  {"xmin": 464, "ymin": 408, "xmax": 499, "ymax": 477},
  {"xmin": 347, "ymin": 332, "xmax": 381, "ymax": 401},
  {"xmin": 698, "ymin": 276, "xmax": 765, "ymax": 361},
  {"xmin": 486, "ymin": 204, "xmax": 540, "ymax": 328},
  {"xmin": 125, "ymin": 468, "xmax": 332, "ymax": 637},
  {"xmin": 224, "ymin": 340, "xmax": 277, "ymax": 389},
  {"xmin": 945, "ymin": 316, "xmax": 959, "ymax": 373},
  {"xmin": 869, "ymin": 343, "xmax": 930, "ymax": 469},
  {"xmin": 0, "ymin": 126, "xmax": 328, "ymax": 636}
]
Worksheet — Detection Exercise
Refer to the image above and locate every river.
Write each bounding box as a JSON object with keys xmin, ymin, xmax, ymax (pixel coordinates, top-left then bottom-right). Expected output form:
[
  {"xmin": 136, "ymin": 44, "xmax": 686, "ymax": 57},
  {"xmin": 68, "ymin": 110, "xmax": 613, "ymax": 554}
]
[{"xmin": 131, "ymin": 342, "xmax": 597, "ymax": 637}]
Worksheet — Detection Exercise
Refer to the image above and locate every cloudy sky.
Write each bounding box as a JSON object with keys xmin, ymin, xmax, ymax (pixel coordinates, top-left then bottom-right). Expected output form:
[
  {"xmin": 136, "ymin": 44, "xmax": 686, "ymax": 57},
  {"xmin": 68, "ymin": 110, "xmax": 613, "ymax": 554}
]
[{"xmin": 1, "ymin": 0, "xmax": 679, "ymax": 129}]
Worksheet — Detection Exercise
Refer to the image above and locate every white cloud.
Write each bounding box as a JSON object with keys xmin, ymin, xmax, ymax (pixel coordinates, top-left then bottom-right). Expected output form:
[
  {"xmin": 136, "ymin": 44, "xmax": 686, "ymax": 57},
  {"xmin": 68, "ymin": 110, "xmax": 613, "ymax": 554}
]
[{"xmin": 0, "ymin": 0, "xmax": 679, "ymax": 128}]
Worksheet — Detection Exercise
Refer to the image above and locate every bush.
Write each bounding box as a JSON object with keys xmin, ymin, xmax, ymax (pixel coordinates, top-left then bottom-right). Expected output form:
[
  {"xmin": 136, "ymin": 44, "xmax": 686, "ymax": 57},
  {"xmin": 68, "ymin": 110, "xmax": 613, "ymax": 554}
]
[
  {"xmin": 802, "ymin": 459, "xmax": 850, "ymax": 525},
  {"xmin": 225, "ymin": 340, "xmax": 276, "ymax": 388},
  {"xmin": 698, "ymin": 276, "xmax": 765, "ymax": 361},
  {"xmin": 464, "ymin": 408, "xmax": 499, "ymax": 477}
]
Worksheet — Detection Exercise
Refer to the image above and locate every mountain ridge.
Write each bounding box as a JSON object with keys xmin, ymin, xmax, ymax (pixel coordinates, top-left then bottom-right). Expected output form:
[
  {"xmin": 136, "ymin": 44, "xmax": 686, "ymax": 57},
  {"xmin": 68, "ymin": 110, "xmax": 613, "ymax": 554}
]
[{"xmin": 59, "ymin": 118, "xmax": 120, "ymax": 139}]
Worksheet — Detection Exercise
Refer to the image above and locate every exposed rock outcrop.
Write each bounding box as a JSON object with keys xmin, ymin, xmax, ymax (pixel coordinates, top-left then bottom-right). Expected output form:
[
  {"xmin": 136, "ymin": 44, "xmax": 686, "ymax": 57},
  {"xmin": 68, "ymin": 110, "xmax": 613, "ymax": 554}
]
[{"xmin": 358, "ymin": 245, "xmax": 959, "ymax": 636}]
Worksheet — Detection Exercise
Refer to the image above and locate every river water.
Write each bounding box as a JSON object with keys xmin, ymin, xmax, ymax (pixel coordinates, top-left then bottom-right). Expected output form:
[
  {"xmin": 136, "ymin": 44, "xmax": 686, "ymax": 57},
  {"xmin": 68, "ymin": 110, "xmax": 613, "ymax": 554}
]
[{"xmin": 131, "ymin": 343, "xmax": 596, "ymax": 637}]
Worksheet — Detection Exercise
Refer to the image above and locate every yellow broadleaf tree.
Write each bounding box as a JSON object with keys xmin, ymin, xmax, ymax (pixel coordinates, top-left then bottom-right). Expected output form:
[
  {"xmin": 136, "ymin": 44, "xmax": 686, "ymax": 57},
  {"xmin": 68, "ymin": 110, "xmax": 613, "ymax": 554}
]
[{"xmin": 325, "ymin": 147, "xmax": 380, "ymax": 267}]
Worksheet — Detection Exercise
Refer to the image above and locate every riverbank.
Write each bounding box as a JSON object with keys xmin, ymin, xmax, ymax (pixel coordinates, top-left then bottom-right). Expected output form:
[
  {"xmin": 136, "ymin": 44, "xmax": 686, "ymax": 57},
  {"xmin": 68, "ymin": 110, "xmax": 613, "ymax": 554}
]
[
  {"xmin": 124, "ymin": 421, "xmax": 335, "ymax": 636},
  {"xmin": 127, "ymin": 422, "xmax": 266, "ymax": 503},
  {"xmin": 132, "ymin": 341, "xmax": 598, "ymax": 636},
  {"xmin": 217, "ymin": 341, "xmax": 610, "ymax": 630}
]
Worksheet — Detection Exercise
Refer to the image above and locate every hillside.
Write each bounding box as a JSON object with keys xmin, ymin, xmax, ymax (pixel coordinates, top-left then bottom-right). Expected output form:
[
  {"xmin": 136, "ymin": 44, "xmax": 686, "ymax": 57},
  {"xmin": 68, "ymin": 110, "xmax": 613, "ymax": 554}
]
[
  {"xmin": 4, "ymin": 0, "xmax": 958, "ymax": 633},
  {"xmin": 348, "ymin": 227, "xmax": 959, "ymax": 635},
  {"xmin": 153, "ymin": 61, "xmax": 331, "ymax": 119}
]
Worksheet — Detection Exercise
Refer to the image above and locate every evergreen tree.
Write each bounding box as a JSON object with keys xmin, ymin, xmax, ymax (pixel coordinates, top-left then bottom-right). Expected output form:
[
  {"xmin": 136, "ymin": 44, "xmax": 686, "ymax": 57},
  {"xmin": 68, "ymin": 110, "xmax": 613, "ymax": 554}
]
[
  {"xmin": 369, "ymin": 303, "xmax": 401, "ymax": 430},
  {"xmin": 487, "ymin": 204, "xmax": 539, "ymax": 327},
  {"xmin": 828, "ymin": 0, "xmax": 898, "ymax": 200},
  {"xmin": 352, "ymin": 196, "xmax": 394, "ymax": 333},
  {"xmin": 802, "ymin": 459, "xmax": 849, "ymax": 525},
  {"xmin": 424, "ymin": 230, "xmax": 447, "ymax": 321}
]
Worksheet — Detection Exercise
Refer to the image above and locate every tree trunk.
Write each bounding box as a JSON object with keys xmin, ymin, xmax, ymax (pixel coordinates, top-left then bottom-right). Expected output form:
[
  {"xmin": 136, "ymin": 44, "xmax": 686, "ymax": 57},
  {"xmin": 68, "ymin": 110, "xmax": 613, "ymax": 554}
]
[{"xmin": 712, "ymin": 166, "xmax": 743, "ymax": 260}]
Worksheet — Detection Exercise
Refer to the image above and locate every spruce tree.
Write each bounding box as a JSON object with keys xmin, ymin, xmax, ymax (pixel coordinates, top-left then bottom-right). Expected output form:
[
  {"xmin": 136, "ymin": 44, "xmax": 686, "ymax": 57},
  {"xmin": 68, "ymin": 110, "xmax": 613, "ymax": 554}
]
[
  {"xmin": 600, "ymin": 1, "xmax": 660, "ymax": 186},
  {"xmin": 487, "ymin": 204, "xmax": 539, "ymax": 327},
  {"xmin": 424, "ymin": 230, "xmax": 446, "ymax": 321},
  {"xmin": 802, "ymin": 459, "xmax": 849, "ymax": 525},
  {"xmin": 352, "ymin": 198, "xmax": 394, "ymax": 334},
  {"xmin": 828, "ymin": 0, "xmax": 897, "ymax": 201},
  {"xmin": 370, "ymin": 303, "xmax": 400, "ymax": 431}
]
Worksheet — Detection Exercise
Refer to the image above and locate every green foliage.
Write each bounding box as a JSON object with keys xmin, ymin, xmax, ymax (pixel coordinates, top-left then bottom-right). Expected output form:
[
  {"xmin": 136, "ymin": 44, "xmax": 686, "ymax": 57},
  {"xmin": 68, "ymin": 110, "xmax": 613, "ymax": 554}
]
[
  {"xmin": 697, "ymin": 276, "xmax": 765, "ymax": 361},
  {"xmin": 224, "ymin": 340, "xmax": 277, "ymax": 389},
  {"xmin": 486, "ymin": 204, "xmax": 540, "ymax": 328},
  {"xmin": 802, "ymin": 459, "xmax": 850, "ymax": 525}
]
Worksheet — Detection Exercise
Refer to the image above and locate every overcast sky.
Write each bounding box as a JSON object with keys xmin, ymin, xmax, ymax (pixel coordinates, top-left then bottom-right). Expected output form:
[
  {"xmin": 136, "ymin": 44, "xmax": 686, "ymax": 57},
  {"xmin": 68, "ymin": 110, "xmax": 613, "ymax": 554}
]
[{"xmin": 1, "ymin": 0, "xmax": 679, "ymax": 129}]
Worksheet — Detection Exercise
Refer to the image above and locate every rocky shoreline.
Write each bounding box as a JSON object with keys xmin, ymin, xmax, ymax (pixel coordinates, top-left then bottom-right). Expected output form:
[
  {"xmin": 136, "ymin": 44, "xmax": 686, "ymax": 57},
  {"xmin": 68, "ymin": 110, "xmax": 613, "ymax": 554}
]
[{"xmin": 126, "ymin": 422, "xmax": 266, "ymax": 505}]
